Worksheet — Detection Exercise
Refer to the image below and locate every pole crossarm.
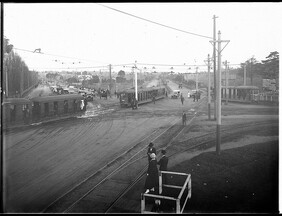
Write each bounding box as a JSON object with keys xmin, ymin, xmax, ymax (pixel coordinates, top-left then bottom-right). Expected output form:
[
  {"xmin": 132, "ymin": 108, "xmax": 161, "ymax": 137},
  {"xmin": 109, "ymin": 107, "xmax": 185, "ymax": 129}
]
[{"xmin": 209, "ymin": 40, "xmax": 230, "ymax": 53}]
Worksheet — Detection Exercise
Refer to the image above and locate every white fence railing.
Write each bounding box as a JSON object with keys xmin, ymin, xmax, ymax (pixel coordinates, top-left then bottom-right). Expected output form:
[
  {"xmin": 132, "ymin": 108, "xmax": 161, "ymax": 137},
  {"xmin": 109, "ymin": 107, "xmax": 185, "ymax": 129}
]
[{"xmin": 141, "ymin": 171, "xmax": 191, "ymax": 214}]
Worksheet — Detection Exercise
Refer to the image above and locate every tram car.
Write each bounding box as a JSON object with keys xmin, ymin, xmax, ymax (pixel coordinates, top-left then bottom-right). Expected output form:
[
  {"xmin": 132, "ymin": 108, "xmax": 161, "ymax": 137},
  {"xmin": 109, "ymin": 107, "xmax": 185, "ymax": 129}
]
[
  {"xmin": 118, "ymin": 87, "xmax": 166, "ymax": 108},
  {"xmin": 2, "ymin": 94, "xmax": 86, "ymax": 129}
]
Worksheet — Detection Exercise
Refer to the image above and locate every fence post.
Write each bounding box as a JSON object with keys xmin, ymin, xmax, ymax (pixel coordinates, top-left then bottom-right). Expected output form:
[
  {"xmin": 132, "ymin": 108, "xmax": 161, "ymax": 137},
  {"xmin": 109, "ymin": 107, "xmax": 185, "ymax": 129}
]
[
  {"xmin": 141, "ymin": 193, "xmax": 145, "ymax": 213},
  {"xmin": 159, "ymin": 171, "xmax": 162, "ymax": 194},
  {"xmin": 188, "ymin": 175, "xmax": 192, "ymax": 198},
  {"xmin": 176, "ymin": 198, "xmax": 181, "ymax": 214}
]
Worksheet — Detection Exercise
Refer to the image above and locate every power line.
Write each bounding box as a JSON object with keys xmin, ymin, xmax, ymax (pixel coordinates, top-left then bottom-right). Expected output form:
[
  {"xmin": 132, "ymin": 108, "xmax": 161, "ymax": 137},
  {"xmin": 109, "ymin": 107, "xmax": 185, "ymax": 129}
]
[
  {"xmin": 13, "ymin": 47, "xmax": 110, "ymax": 65},
  {"xmin": 97, "ymin": 3, "xmax": 213, "ymax": 40},
  {"xmin": 137, "ymin": 62, "xmax": 207, "ymax": 67},
  {"xmin": 29, "ymin": 65, "xmax": 109, "ymax": 70}
]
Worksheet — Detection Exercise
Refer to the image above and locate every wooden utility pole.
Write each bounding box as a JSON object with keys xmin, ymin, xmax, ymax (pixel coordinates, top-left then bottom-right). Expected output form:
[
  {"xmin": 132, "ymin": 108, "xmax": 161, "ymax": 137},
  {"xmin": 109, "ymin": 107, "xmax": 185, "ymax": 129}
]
[
  {"xmin": 109, "ymin": 64, "xmax": 112, "ymax": 97},
  {"xmin": 243, "ymin": 63, "xmax": 246, "ymax": 85},
  {"xmin": 207, "ymin": 54, "xmax": 211, "ymax": 120},
  {"xmin": 223, "ymin": 60, "xmax": 229, "ymax": 105},
  {"xmin": 20, "ymin": 62, "xmax": 24, "ymax": 97},
  {"xmin": 134, "ymin": 61, "xmax": 138, "ymax": 108},
  {"xmin": 215, "ymin": 31, "xmax": 230, "ymax": 155},
  {"xmin": 195, "ymin": 67, "xmax": 198, "ymax": 91},
  {"xmin": 213, "ymin": 15, "xmax": 218, "ymax": 120}
]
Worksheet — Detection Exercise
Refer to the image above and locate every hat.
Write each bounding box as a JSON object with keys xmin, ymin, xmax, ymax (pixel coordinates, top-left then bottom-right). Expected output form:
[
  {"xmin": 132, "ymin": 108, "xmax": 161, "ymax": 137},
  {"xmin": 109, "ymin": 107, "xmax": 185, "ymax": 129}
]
[
  {"xmin": 161, "ymin": 149, "xmax": 166, "ymax": 154},
  {"xmin": 149, "ymin": 142, "xmax": 154, "ymax": 147},
  {"xmin": 150, "ymin": 153, "xmax": 156, "ymax": 159}
]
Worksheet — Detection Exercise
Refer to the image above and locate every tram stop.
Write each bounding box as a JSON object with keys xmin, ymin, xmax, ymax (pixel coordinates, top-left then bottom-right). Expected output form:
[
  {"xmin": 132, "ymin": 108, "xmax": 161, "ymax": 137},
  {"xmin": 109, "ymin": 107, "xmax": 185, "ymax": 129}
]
[{"xmin": 141, "ymin": 171, "xmax": 191, "ymax": 214}]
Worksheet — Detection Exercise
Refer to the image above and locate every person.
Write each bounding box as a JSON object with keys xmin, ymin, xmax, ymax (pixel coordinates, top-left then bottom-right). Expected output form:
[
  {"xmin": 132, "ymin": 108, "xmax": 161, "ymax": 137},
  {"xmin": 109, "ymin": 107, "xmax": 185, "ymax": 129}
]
[
  {"xmin": 152, "ymin": 95, "xmax": 156, "ymax": 104},
  {"xmin": 182, "ymin": 111, "xmax": 187, "ymax": 126},
  {"xmin": 147, "ymin": 142, "xmax": 156, "ymax": 162},
  {"xmin": 157, "ymin": 149, "xmax": 168, "ymax": 184},
  {"xmin": 196, "ymin": 91, "xmax": 200, "ymax": 102},
  {"xmin": 144, "ymin": 153, "xmax": 159, "ymax": 194},
  {"xmin": 180, "ymin": 94, "xmax": 184, "ymax": 105}
]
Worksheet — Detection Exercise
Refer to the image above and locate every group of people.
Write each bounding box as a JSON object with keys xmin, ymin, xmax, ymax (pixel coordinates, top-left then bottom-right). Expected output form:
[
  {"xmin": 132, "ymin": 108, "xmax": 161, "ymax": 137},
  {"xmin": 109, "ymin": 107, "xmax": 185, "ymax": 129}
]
[{"xmin": 144, "ymin": 142, "xmax": 168, "ymax": 194}]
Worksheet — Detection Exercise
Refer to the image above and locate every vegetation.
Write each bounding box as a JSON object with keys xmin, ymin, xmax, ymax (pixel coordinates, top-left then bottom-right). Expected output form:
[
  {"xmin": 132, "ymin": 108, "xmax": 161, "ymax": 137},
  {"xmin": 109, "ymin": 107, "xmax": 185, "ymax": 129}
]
[
  {"xmin": 236, "ymin": 51, "xmax": 279, "ymax": 82},
  {"xmin": 3, "ymin": 36, "xmax": 39, "ymax": 97}
]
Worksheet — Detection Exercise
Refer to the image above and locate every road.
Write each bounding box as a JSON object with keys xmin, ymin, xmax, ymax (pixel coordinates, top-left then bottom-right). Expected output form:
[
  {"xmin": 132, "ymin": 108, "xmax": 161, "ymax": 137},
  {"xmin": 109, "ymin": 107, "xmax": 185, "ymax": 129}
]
[{"xmin": 3, "ymin": 79, "xmax": 199, "ymax": 213}]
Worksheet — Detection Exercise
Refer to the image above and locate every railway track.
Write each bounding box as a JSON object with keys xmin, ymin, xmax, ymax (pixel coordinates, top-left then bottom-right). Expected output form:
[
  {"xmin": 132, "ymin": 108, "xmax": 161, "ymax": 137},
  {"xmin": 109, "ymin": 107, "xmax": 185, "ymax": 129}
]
[
  {"xmin": 42, "ymin": 95, "xmax": 206, "ymax": 213},
  {"xmin": 42, "ymin": 95, "xmax": 278, "ymax": 213},
  {"xmin": 105, "ymin": 120, "xmax": 278, "ymax": 213}
]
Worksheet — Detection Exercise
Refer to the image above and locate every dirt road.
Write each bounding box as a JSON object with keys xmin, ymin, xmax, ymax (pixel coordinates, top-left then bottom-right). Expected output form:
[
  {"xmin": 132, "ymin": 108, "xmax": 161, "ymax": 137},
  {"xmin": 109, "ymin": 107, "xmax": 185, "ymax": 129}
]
[{"xmin": 3, "ymin": 80, "xmax": 198, "ymax": 213}]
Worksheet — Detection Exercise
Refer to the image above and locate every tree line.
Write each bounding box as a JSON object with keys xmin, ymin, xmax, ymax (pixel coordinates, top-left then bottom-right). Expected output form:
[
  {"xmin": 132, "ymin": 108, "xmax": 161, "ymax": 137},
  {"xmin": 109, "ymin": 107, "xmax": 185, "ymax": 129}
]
[{"xmin": 3, "ymin": 36, "xmax": 39, "ymax": 98}]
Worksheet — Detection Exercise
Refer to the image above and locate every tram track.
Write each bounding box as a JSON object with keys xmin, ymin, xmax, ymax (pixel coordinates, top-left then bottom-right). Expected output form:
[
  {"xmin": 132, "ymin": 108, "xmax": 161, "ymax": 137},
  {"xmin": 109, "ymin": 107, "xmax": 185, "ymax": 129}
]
[
  {"xmin": 104, "ymin": 120, "xmax": 278, "ymax": 213},
  {"xmin": 42, "ymin": 96, "xmax": 207, "ymax": 213},
  {"xmin": 41, "ymin": 95, "xmax": 278, "ymax": 213},
  {"xmin": 42, "ymin": 116, "xmax": 181, "ymax": 213}
]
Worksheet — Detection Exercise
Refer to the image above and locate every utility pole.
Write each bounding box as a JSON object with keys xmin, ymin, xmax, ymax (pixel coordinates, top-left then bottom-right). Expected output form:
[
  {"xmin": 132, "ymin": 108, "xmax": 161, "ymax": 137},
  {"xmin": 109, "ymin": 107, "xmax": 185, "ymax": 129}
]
[
  {"xmin": 134, "ymin": 61, "xmax": 138, "ymax": 108},
  {"xmin": 206, "ymin": 54, "xmax": 211, "ymax": 120},
  {"xmin": 243, "ymin": 63, "xmax": 246, "ymax": 85},
  {"xmin": 215, "ymin": 30, "xmax": 230, "ymax": 155},
  {"xmin": 195, "ymin": 67, "xmax": 198, "ymax": 91},
  {"xmin": 213, "ymin": 15, "xmax": 218, "ymax": 120},
  {"xmin": 250, "ymin": 56, "xmax": 254, "ymax": 85},
  {"xmin": 20, "ymin": 62, "xmax": 24, "ymax": 97},
  {"xmin": 4, "ymin": 54, "xmax": 9, "ymax": 97},
  {"xmin": 132, "ymin": 66, "xmax": 135, "ymax": 87},
  {"xmin": 223, "ymin": 60, "xmax": 229, "ymax": 105},
  {"xmin": 109, "ymin": 64, "xmax": 112, "ymax": 98}
]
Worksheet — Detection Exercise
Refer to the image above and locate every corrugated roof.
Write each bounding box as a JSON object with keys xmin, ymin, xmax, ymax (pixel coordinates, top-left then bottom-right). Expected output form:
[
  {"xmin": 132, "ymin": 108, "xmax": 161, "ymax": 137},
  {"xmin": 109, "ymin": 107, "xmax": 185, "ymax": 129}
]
[{"xmin": 2, "ymin": 98, "xmax": 32, "ymax": 105}]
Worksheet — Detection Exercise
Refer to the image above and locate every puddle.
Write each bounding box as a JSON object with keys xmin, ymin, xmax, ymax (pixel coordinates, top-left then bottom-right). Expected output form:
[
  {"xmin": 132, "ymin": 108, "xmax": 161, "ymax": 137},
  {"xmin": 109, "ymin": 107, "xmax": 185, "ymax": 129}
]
[{"xmin": 77, "ymin": 102, "xmax": 115, "ymax": 119}]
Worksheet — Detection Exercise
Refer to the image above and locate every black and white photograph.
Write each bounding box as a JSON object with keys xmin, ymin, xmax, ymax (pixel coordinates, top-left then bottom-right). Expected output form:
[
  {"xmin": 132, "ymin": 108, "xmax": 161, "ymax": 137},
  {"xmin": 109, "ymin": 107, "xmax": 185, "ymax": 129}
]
[{"xmin": 1, "ymin": 2, "xmax": 280, "ymax": 213}]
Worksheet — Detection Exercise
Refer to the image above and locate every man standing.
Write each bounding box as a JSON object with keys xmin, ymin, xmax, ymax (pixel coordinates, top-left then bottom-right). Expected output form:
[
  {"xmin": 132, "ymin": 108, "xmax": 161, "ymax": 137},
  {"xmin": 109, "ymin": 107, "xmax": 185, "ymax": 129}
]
[
  {"xmin": 182, "ymin": 111, "xmax": 187, "ymax": 126},
  {"xmin": 180, "ymin": 94, "xmax": 184, "ymax": 105},
  {"xmin": 157, "ymin": 149, "xmax": 168, "ymax": 184}
]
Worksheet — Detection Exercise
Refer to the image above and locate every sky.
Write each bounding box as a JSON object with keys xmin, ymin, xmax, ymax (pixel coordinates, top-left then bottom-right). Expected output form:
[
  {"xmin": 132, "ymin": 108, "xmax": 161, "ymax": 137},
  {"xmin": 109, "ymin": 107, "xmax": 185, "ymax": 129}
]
[{"xmin": 3, "ymin": 2, "xmax": 282, "ymax": 73}]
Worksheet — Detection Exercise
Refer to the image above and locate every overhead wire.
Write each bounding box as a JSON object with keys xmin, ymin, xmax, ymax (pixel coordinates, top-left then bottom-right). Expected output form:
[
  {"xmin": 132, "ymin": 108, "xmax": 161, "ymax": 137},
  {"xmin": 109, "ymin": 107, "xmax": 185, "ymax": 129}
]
[
  {"xmin": 97, "ymin": 3, "xmax": 213, "ymax": 40},
  {"xmin": 13, "ymin": 47, "xmax": 110, "ymax": 65}
]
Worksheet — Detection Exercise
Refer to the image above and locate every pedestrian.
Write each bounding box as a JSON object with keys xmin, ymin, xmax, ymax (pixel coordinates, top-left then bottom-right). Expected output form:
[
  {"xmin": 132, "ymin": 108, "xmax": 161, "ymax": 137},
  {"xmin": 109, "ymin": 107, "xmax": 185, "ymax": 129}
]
[
  {"xmin": 147, "ymin": 142, "xmax": 156, "ymax": 162},
  {"xmin": 144, "ymin": 153, "xmax": 159, "ymax": 194},
  {"xmin": 153, "ymin": 95, "xmax": 156, "ymax": 104},
  {"xmin": 196, "ymin": 91, "xmax": 199, "ymax": 102},
  {"xmin": 181, "ymin": 94, "xmax": 184, "ymax": 105},
  {"xmin": 182, "ymin": 111, "xmax": 187, "ymax": 126},
  {"xmin": 157, "ymin": 149, "xmax": 168, "ymax": 184}
]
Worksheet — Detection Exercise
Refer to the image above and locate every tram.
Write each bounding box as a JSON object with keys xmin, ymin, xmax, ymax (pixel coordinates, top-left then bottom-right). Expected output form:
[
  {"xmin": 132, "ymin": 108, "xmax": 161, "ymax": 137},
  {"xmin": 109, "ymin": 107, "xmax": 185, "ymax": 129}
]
[
  {"xmin": 2, "ymin": 94, "xmax": 86, "ymax": 129},
  {"xmin": 118, "ymin": 86, "xmax": 166, "ymax": 108}
]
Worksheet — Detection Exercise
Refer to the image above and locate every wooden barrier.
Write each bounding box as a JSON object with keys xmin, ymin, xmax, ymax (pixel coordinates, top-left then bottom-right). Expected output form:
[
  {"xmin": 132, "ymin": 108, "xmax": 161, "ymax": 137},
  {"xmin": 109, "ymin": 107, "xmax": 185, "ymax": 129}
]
[{"xmin": 141, "ymin": 171, "xmax": 191, "ymax": 214}]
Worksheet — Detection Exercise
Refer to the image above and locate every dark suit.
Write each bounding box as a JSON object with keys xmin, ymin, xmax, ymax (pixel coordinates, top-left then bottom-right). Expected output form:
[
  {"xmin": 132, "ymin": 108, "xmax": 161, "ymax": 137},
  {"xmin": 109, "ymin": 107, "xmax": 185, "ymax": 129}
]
[{"xmin": 158, "ymin": 155, "xmax": 168, "ymax": 184}]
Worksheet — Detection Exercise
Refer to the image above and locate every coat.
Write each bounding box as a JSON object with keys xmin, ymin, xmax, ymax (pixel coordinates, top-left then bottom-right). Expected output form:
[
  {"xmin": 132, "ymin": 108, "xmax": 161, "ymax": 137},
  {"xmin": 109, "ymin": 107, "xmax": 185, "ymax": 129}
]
[
  {"xmin": 145, "ymin": 159, "xmax": 159, "ymax": 190},
  {"xmin": 158, "ymin": 155, "xmax": 168, "ymax": 171}
]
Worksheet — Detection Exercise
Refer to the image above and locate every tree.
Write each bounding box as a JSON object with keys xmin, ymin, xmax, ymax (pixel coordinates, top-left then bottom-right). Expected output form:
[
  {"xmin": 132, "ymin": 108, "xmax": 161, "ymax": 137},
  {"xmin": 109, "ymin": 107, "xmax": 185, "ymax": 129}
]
[
  {"xmin": 261, "ymin": 51, "xmax": 279, "ymax": 79},
  {"xmin": 92, "ymin": 75, "xmax": 100, "ymax": 83},
  {"xmin": 3, "ymin": 37, "xmax": 13, "ymax": 54},
  {"xmin": 118, "ymin": 70, "xmax": 125, "ymax": 77},
  {"xmin": 66, "ymin": 76, "xmax": 79, "ymax": 84}
]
